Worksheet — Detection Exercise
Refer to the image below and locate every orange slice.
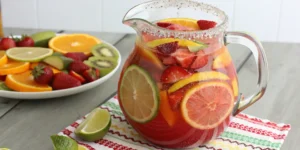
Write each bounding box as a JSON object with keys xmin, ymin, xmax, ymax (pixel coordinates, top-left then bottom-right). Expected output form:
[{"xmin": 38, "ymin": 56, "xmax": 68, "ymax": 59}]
[
  {"xmin": 159, "ymin": 18, "xmax": 199, "ymax": 30},
  {"xmin": 137, "ymin": 45, "xmax": 164, "ymax": 70},
  {"xmin": 0, "ymin": 60, "xmax": 30, "ymax": 75},
  {"xmin": 0, "ymin": 51, "xmax": 8, "ymax": 66},
  {"xmin": 181, "ymin": 81, "xmax": 234, "ymax": 129},
  {"xmin": 168, "ymin": 71, "xmax": 230, "ymax": 93},
  {"xmin": 213, "ymin": 47, "xmax": 232, "ymax": 69},
  {"xmin": 49, "ymin": 34, "xmax": 101, "ymax": 55},
  {"xmin": 30, "ymin": 62, "xmax": 61, "ymax": 74},
  {"xmin": 5, "ymin": 70, "xmax": 52, "ymax": 92},
  {"xmin": 159, "ymin": 91, "xmax": 178, "ymax": 127},
  {"xmin": 231, "ymin": 77, "xmax": 239, "ymax": 97}
]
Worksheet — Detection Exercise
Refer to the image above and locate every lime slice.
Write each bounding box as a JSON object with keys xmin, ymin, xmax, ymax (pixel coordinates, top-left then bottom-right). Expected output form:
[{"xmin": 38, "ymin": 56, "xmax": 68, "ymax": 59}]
[
  {"xmin": 74, "ymin": 108, "xmax": 111, "ymax": 142},
  {"xmin": 78, "ymin": 145, "xmax": 89, "ymax": 150},
  {"xmin": 119, "ymin": 64, "xmax": 159, "ymax": 123},
  {"xmin": 6, "ymin": 47, "xmax": 53, "ymax": 62},
  {"xmin": 50, "ymin": 135, "xmax": 78, "ymax": 150},
  {"xmin": 0, "ymin": 148, "xmax": 10, "ymax": 150}
]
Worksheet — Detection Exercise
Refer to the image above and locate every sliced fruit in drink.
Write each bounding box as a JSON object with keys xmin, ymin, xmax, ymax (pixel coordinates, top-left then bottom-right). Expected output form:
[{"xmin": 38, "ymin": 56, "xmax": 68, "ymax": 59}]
[
  {"xmin": 168, "ymin": 71, "xmax": 230, "ymax": 93},
  {"xmin": 51, "ymin": 135, "xmax": 78, "ymax": 150},
  {"xmin": 84, "ymin": 56, "xmax": 117, "ymax": 77},
  {"xmin": 0, "ymin": 61, "xmax": 30, "ymax": 75},
  {"xmin": 75, "ymin": 108, "xmax": 111, "ymax": 142},
  {"xmin": 137, "ymin": 45, "xmax": 164, "ymax": 69},
  {"xmin": 147, "ymin": 38, "xmax": 207, "ymax": 48},
  {"xmin": 30, "ymin": 31, "xmax": 56, "ymax": 47},
  {"xmin": 49, "ymin": 34, "xmax": 101, "ymax": 55},
  {"xmin": 212, "ymin": 47, "xmax": 232, "ymax": 69},
  {"xmin": 171, "ymin": 48, "xmax": 196, "ymax": 68},
  {"xmin": 188, "ymin": 45, "xmax": 208, "ymax": 53},
  {"xmin": 159, "ymin": 91, "xmax": 178, "ymax": 127},
  {"xmin": 197, "ymin": 20, "xmax": 217, "ymax": 30},
  {"xmin": 160, "ymin": 66, "xmax": 191, "ymax": 83},
  {"xmin": 159, "ymin": 18, "xmax": 199, "ymax": 30},
  {"xmin": 5, "ymin": 70, "xmax": 52, "ymax": 92},
  {"xmin": 232, "ymin": 77, "xmax": 239, "ymax": 97},
  {"xmin": 43, "ymin": 55, "xmax": 73, "ymax": 70},
  {"xmin": 119, "ymin": 65, "xmax": 159, "ymax": 123},
  {"xmin": 0, "ymin": 81, "xmax": 12, "ymax": 91},
  {"xmin": 6, "ymin": 47, "xmax": 53, "ymax": 62},
  {"xmin": 190, "ymin": 51, "xmax": 208, "ymax": 69},
  {"xmin": 168, "ymin": 82, "xmax": 197, "ymax": 110},
  {"xmin": 156, "ymin": 41, "xmax": 178, "ymax": 56},
  {"xmin": 0, "ymin": 51, "xmax": 8, "ymax": 66},
  {"xmin": 181, "ymin": 81, "xmax": 234, "ymax": 129},
  {"xmin": 91, "ymin": 43, "xmax": 119, "ymax": 60}
]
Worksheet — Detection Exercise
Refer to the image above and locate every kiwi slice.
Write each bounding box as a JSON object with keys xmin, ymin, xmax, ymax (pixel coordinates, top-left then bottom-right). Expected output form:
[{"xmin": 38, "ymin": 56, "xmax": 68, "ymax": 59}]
[
  {"xmin": 91, "ymin": 43, "xmax": 119, "ymax": 60},
  {"xmin": 84, "ymin": 56, "xmax": 117, "ymax": 77}
]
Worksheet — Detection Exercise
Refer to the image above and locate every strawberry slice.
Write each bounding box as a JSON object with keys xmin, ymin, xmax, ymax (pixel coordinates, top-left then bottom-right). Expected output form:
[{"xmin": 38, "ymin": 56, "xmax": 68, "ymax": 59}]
[
  {"xmin": 168, "ymin": 83, "xmax": 197, "ymax": 110},
  {"xmin": 161, "ymin": 66, "xmax": 191, "ymax": 83},
  {"xmin": 156, "ymin": 41, "xmax": 178, "ymax": 56},
  {"xmin": 162, "ymin": 56, "xmax": 177, "ymax": 65},
  {"xmin": 171, "ymin": 48, "xmax": 196, "ymax": 68},
  {"xmin": 166, "ymin": 24, "xmax": 194, "ymax": 31},
  {"xmin": 157, "ymin": 22, "xmax": 173, "ymax": 28},
  {"xmin": 197, "ymin": 20, "xmax": 217, "ymax": 30},
  {"xmin": 190, "ymin": 51, "xmax": 208, "ymax": 69}
]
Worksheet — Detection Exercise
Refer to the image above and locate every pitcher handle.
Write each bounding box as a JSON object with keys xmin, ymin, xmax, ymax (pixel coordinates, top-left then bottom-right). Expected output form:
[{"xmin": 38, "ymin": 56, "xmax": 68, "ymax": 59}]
[{"xmin": 224, "ymin": 32, "xmax": 269, "ymax": 116}]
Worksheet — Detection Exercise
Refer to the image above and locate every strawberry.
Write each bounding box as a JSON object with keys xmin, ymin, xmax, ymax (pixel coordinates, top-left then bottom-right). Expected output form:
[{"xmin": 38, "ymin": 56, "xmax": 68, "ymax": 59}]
[
  {"xmin": 171, "ymin": 48, "xmax": 196, "ymax": 68},
  {"xmin": 190, "ymin": 51, "xmax": 208, "ymax": 69},
  {"xmin": 156, "ymin": 41, "xmax": 178, "ymax": 56},
  {"xmin": 162, "ymin": 56, "xmax": 177, "ymax": 65},
  {"xmin": 52, "ymin": 72, "xmax": 81, "ymax": 90},
  {"xmin": 65, "ymin": 52, "xmax": 88, "ymax": 61},
  {"xmin": 82, "ymin": 68, "xmax": 100, "ymax": 82},
  {"xmin": 157, "ymin": 22, "xmax": 173, "ymax": 28},
  {"xmin": 69, "ymin": 70, "xmax": 86, "ymax": 83},
  {"xmin": 0, "ymin": 75, "xmax": 6, "ymax": 81},
  {"xmin": 0, "ymin": 38, "xmax": 16, "ymax": 50},
  {"xmin": 166, "ymin": 24, "xmax": 193, "ymax": 31},
  {"xmin": 15, "ymin": 35, "xmax": 34, "ymax": 47},
  {"xmin": 197, "ymin": 20, "xmax": 217, "ymax": 30},
  {"xmin": 68, "ymin": 61, "xmax": 90, "ymax": 74},
  {"xmin": 32, "ymin": 64, "xmax": 54, "ymax": 84},
  {"xmin": 161, "ymin": 66, "xmax": 191, "ymax": 83},
  {"xmin": 168, "ymin": 83, "xmax": 197, "ymax": 110}
]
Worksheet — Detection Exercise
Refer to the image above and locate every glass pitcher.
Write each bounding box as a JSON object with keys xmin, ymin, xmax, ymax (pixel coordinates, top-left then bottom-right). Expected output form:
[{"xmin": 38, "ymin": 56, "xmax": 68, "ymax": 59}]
[{"xmin": 117, "ymin": 0, "xmax": 268, "ymax": 148}]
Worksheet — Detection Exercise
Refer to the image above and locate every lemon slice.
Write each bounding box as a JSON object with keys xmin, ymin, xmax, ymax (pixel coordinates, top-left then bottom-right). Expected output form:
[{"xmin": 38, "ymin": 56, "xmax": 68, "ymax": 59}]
[
  {"xmin": 6, "ymin": 47, "xmax": 53, "ymax": 62},
  {"xmin": 78, "ymin": 145, "xmax": 89, "ymax": 150},
  {"xmin": 74, "ymin": 108, "xmax": 111, "ymax": 142},
  {"xmin": 51, "ymin": 135, "xmax": 78, "ymax": 150},
  {"xmin": 146, "ymin": 38, "xmax": 206, "ymax": 48}
]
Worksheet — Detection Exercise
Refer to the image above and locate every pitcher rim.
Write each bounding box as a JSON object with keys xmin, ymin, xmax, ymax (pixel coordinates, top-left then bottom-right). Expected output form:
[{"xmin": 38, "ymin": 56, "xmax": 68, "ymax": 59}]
[{"xmin": 122, "ymin": 0, "xmax": 229, "ymax": 38}]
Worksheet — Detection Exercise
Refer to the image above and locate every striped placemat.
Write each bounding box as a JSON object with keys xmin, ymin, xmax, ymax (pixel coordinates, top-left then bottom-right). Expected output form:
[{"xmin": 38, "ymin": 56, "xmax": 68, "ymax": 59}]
[{"xmin": 58, "ymin": 95, "xmax": 291, "ymax": 150}]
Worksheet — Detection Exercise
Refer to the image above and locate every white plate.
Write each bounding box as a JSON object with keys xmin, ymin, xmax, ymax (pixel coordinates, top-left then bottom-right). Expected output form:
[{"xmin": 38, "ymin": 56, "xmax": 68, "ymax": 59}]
[{"xmin": 0, "ymin": 40, "xmax": 121, "ymax": 100}]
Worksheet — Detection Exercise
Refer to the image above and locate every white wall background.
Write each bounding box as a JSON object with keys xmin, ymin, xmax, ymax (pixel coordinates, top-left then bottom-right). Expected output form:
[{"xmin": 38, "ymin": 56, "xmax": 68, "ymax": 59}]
[{"xmin": 1, "ymin": 0, "xmax": 300, "ymax": 43}]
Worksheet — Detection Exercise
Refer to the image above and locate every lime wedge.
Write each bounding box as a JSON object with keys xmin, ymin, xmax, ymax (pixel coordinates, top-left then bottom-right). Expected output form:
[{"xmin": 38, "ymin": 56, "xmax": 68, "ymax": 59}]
[
  {"xmin": 119, "ymin": 64, "xmax": 159, "ymax": 123},
  {"xmin": 50, "ymin": 135, "xmax": 78, "ymax": 150},
  {"xmin": 6, "ymin": 47, "xmax": 53, "ymax": 62},
  {"xmin": 74, "ymin": 108, "xmax": 111, "ymax": 142},
  {"xmin": 78, "ymin": 145, "xmax": 89, "ymax": 150}
]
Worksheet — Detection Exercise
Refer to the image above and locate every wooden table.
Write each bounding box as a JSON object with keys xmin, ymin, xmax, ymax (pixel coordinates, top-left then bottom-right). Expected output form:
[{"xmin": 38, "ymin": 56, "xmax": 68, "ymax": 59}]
[{"xmin": 0, "ymin": 28, "xmax": 296, "ymax": 150}]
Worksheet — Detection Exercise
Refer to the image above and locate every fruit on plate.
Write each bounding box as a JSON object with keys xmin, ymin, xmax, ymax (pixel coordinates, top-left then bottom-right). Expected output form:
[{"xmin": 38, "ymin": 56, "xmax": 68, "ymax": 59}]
[
  {"xmin": 52, "ymin": 72, "xmax": 81, "ymax": 90},
  {"xmin": 6, "ymin": 47, "xmax": 53, "ymax": 62},
  {"xmin": 43, "ymin": 55, "xmax": 73, "ymax": 70},
  {"xmin": 197, "ymin": 20, "xmax": 217, "ymax": 30},
  {"xmin": 69, "ymin": 70, "xmax": 86, "ymax": 83},
  {"xmin": 84, "ymin": 56, "xmax": 117, "ymax": 77},
  {"xmin": 160, "ymin": 66, "xmax": 191, "ymax": 83},
  {"xmin": 68, "ymin": 61, "xmax": 90, "ymax": 74},
  {"xmin": 91, "ymin": 43, "xmax": 119, "ymax": 60},
  {"xmin": 32, "ymin": 64, "xmax": 54, "ymax": 84},
  {"xmin": 15, "ymin": 35, "xmax": 35, "ymax": 47},
  {"xmin": 168, "ymin": 71, "xmax": 230, "ymax": 93},
  {"xmin": 0, "ymin": 37, "xmax": 16, "ymax": 50},
  {"xmin": 119, "ymin": 65, "xmax": 159, "ymax": 123},
  {"xmin": 5, "ymin": 70, "xmax": 52, "ymax": 92},
  {"xmin": 158, "ymin": 18, "xmax": 199, "ymax": 30},
  {"xmin": 0, "ymin": 61, "xmax": 30, "ymax": 75},
  {"xmin": 30, "ymin": 31, "xmax": 56, "ymax": 47},
  {"xmin": 82, "ymin": 68, "xmax": 100, "ymax": 82},
  {"xmin": 30, "ymin": 62, "xmax": 60, "ymax": 74},
  {"xmin": 181, "ymin": 81, "xmax": 234, "ymax": 129},
  {"xmin": 51, "ymin": 135, "xmax": 78, "ymax": 150},
  {"xmin": 0, "ymin": 51, "xmax": 8, "ymax": 66},
  {"xmin": 74, "ymin": 108, "xmax": 111, "ymax": 142},
  {"xmin": 65, "ymin": 52, "xmax": 88, "ymax": 61},
  {"xmin": 0, "ymin": 81, "xmax": 12, "ymax": 91},
  {"xmin": 49, "ymin": 34, "xmax": 101, "ymax": 55}
]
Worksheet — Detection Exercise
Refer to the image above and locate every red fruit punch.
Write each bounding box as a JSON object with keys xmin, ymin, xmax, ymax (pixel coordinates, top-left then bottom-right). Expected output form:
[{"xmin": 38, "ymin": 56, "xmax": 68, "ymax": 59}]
[
  {"xmin": 190, "ymin": 51, "xmax": 208, "ymax": 69},
  {"xmin": 171, "ymin": 48, "xmax": 196, "ymax": 68},
  {"xmin": 161, "ymin": 66, "xmax": 190, "ymax": 83}
]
